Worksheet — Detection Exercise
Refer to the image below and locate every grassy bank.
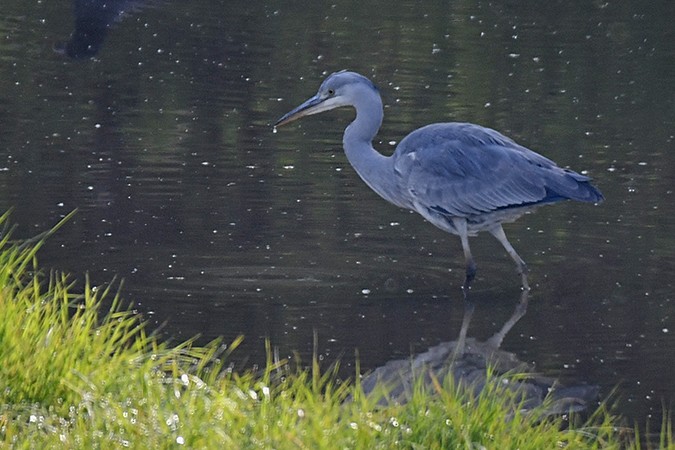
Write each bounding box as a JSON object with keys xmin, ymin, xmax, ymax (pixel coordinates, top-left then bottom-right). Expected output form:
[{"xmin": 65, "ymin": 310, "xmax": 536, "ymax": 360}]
[{"xmin": 0, "ymin": 213, "xmax": 671, "ymax": 449}]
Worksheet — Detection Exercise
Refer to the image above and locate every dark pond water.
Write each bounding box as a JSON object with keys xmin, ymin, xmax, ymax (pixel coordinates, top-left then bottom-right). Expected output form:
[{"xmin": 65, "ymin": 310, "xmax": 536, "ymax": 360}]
[{"xmin": 1, "ymin": 0, "xmax": 673, "ymax": 434}]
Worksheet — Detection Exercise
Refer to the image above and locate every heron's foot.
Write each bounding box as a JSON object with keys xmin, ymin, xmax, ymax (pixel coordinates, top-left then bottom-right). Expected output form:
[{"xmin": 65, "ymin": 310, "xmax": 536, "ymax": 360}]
[
  {"xmin": 462, "ymin": 262, "xmax": 476, "ymax": 292},
  {"xmin": 461, "ymin": 283, "xmax": 471, "ymax": 301},
  {"xmin": 462, "ymin": 276, "xmax": 473, "ymax": 294}
]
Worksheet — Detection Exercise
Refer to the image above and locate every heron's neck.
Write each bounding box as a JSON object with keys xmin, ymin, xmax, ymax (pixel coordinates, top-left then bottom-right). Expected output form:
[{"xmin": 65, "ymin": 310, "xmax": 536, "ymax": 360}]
[{"xmin": 342, "ymin": 93, "xmax": 406, "ymax": 208}]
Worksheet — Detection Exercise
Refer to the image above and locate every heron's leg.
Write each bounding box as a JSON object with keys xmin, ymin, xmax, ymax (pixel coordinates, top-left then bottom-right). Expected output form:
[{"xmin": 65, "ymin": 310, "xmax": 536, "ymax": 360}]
[
  {"xmin": 452, "ymin": 218, "xmax": 476, "ymax": 289},
  {"xmin": 488, "ymin": 224, "xmax": 530, "ymax": 290}
]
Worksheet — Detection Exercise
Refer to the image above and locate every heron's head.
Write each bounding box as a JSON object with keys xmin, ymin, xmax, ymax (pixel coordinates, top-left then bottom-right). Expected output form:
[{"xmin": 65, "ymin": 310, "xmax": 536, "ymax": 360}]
[{"xmin": 274, "ymin": 71, "xmax": 378, "ymax": 128}]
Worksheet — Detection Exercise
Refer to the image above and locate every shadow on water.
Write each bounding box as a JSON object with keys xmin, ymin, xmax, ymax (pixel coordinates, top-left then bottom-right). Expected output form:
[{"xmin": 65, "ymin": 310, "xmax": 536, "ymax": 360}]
[{"xmin": 357, "ymin": 288, "xmax": 600, "ymax": 416}]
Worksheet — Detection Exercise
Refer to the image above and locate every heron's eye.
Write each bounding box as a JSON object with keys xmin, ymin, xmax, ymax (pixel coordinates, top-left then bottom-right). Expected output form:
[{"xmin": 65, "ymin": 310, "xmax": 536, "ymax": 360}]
[{"xmin": 327, "ymin": 89, "xmax": 335, "ymax": 96}]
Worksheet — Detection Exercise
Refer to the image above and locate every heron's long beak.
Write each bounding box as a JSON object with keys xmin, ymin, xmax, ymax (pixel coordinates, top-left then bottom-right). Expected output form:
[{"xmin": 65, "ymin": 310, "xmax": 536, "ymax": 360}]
[{"xmin": 274, "ymin": 94, "xmax": 343, "ymax": 128}]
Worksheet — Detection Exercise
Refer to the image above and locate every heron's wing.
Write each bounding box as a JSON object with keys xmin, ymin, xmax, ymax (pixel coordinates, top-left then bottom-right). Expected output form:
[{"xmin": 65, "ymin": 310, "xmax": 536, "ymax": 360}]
[{"xmin": 393, "ymin": 123, "xmax": 593, "ymax": 217}]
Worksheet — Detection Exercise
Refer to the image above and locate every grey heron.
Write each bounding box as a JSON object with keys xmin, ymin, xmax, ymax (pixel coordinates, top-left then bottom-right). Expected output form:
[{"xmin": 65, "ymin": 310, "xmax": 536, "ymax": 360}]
[{"xmin": 275, "ymin": 71, "xmax": 603, "ymax": 290}]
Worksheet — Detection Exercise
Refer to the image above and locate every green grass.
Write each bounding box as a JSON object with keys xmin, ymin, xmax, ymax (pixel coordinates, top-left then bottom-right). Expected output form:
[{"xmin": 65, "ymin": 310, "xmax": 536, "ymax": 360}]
[{"xmin": 0, "ymin": 211, "xmax": 671, "ymax": 449}]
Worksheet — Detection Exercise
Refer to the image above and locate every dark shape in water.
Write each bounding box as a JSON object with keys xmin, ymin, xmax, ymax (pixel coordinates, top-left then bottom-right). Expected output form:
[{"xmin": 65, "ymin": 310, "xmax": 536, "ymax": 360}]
[
  {"xmin": 54, "ymin": 0, "xmax": 150, "ymax": 59},
  {"xmin": 354, "ymin": 290, "xmax": 600, "ymax": 417}
]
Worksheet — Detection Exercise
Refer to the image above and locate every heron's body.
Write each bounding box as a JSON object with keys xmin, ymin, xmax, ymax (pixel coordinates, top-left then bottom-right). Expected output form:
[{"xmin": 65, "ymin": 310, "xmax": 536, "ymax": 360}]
[
  {"xmin": 275, "ymin": 71, "xmax": 603, "ymax": 289},
  {"xmin": 391, "ymin": 122, "xmax": 602, "ymax": 233}
]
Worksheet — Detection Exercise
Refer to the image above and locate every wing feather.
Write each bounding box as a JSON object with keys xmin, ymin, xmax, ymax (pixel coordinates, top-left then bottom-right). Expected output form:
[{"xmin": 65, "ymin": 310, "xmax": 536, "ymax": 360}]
[{"xmin": 393, "ymin": 122, "xmax": 600, "ymax": 218}]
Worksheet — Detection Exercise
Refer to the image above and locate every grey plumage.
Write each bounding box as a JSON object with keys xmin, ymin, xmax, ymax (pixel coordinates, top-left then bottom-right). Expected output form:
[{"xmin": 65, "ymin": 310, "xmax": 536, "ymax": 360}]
[{"xmin": 275, "ymin": 70, "xmax": 603, "ymax": 290}]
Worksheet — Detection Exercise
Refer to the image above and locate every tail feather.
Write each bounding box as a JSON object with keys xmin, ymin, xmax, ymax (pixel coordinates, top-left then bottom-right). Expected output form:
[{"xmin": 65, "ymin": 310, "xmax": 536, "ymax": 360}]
[
  {"xmin": 545, "ymin": 170, "xmax": 604, "ymax": 204},
  {"xmin": 576, "ymin": 181, "xmax": 604, "ymax": 203}
]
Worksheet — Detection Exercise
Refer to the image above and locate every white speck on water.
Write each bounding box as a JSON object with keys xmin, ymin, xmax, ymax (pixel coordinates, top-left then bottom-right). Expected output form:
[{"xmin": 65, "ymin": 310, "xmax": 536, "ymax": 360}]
[
  {"xmin": 663, "ymin": 328, "xmax": 669, "ymax": 333},
  {"xmin": 361, "ymin": 288, "xmax": 371, "ymax": 295}
]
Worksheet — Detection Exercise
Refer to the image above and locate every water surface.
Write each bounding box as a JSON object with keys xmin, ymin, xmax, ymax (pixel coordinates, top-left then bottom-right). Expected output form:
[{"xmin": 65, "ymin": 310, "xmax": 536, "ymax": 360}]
[{"xmin": 1, "ymin": 0, "xmax": 673, "ymax": 432}]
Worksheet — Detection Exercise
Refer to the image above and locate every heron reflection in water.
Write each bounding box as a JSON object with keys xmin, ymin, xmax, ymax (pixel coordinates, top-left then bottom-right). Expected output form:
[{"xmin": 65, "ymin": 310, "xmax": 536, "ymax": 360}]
[
  {"xmin": 275, "ymin": 71, "xmax": 603, "ymax": 290},
  {"xmin": 354, "ymin": 290, "xmax": 600, "ymax": 414}
]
